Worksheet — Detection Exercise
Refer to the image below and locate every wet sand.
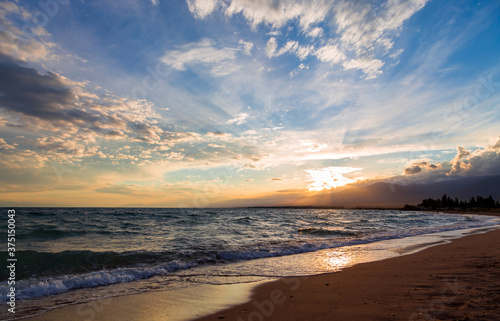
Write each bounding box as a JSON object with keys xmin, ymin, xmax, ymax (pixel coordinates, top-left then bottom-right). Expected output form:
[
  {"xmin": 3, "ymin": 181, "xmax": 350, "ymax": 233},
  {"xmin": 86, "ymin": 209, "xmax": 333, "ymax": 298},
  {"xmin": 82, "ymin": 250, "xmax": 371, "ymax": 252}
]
[{"xmin": 22, "ymin": 282, "xmax": 262, "ymax": 321}]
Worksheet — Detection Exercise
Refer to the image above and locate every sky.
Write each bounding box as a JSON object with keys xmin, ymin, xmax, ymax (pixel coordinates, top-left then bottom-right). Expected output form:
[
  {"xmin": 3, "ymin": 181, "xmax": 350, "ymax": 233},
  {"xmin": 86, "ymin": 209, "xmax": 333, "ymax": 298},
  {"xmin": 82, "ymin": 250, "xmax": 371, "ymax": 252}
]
[{"xmin": 0, "ymin": 0, "xmax": 499, "ymax": 207}]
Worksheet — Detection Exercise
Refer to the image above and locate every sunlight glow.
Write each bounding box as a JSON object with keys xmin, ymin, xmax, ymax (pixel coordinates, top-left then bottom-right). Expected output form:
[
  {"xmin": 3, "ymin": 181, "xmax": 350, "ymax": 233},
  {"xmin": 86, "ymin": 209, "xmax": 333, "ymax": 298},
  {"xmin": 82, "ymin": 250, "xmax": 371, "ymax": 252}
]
[{"xmin": 305, "ymin": 166, "xmax": 362, "ymax": 191}]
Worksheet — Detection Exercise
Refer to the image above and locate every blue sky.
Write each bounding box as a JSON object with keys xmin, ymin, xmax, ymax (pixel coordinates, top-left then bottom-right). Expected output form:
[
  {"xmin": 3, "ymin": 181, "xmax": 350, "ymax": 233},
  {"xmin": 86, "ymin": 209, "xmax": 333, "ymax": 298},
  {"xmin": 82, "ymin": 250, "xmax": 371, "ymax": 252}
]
[{"xmin": 0, "ymin": 0, "xmax": 499, "ymax": 206}]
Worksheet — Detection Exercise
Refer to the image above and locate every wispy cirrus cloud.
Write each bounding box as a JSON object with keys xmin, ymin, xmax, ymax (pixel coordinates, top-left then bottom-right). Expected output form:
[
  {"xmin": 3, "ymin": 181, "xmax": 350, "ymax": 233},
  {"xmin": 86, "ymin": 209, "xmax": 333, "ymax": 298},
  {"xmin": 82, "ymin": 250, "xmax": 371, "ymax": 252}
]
[
  {"xmin": 265, "ymin": 38, "xmax": 312, "ymax": 60},
  {"xmin": 332, "ymin": 0, "xmax": 428, "ymax": 54},
  {"xmin": 160, "ymin": 38, "xmax": 242, "ymax": 76},
  {"xmin": 223, "ymin": 0, "xmax": 332, "ymax": 31},
  {"xmin": 185, "ymin": 0, "xmax": 430, "ymax": 78}
]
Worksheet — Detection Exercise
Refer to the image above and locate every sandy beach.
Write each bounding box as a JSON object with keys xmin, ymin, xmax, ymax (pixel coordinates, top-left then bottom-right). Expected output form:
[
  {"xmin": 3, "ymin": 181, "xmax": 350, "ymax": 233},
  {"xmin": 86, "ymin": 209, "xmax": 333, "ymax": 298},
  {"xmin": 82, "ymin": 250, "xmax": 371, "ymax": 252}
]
[
  {"xmin": 196, "ymin": 228, "xmax": 500, "ymax": 321},
  {"xmin": 22, "ymin": 227, "xmax": 499, "ymax": 321}
]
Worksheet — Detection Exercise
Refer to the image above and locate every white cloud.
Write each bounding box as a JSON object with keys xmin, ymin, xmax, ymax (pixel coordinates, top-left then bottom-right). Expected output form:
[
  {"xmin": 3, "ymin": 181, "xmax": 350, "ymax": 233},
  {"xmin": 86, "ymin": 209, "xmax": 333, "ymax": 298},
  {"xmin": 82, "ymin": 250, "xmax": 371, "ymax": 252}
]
[
  {"xmin": 267, "ymin": 30, "xmax": 281, "ymax": 36},
  {"xmin": 0, "ymin": 3, "xmax": 58, "ymax": 63},
  {"xmin": 226, "ymin": 112, "xmax": 249, "ymax": 125},
  {"xmin": 289, "ymin": 63, "xmax": 309, "ymax": 77},
  {"xmin": 295, "ymin": 45, "xmax": 313, "ymax": 60},
  {"xmin": 186, "ymin": 0, "xmax": 218, "ymax": 19},
  {"xmin": 208, "ymin": 143, "xmax": 225, "ymax": 148},
  {"xmin": 266, "ymin": 38, "xmax": 312, "ymax": 60},
  {"xmin": 313, "ymin": 0, "xmax": 425, "ymax": 77},
  {"xmin": 277, "ymin": 41, "xmax": 298, "ymax": 56},
  {"xmin": 187, "ymin": 0, "xmax": 428, "ymax": 40},
  {"xmin": 314, "ymin": 44, "xmax": 346, "ymax": 64},
  {"xmin": 265, "ymin": 37, "xmax": 278, "ymax": 58},
  {"xmin": 315, "ymin": 46, "xmax": 385, "ymax": 78},
  {"xmin": 160, "ymin": 38, "xmax": 240, "ymax": 76},
  {"xmin": 239, "ymin": 39, "xmax": 254, "ymax": 55},
  {"xmin": 184, "ymin": 0, "xmax": 430, "ymax": 79},
  {"xmin": 224, "ymin": 0, "xmax": 331, "ymax": 31},
  {"xmin": 343, "ymin": 58, "xmax": 385, "ymax": 79},
  {"xmin": 333, "ymin": 0, "xmax": 428, "ymax": 54},
  {"xmin": 390, "ymin": 48, "xmax": 404, "ymax": 59},
  {"xmin": 307, "ymin": 27, "xmax": 323, "ymax": 38}
]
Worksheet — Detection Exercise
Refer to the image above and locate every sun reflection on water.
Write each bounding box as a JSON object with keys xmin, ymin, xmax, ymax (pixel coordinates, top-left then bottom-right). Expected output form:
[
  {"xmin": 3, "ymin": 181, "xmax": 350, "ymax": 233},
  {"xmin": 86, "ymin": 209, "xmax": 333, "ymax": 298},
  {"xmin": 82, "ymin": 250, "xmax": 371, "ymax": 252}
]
[{"xmin": 322, "ymin": 249, "xmax": 355, "ymax": 270}]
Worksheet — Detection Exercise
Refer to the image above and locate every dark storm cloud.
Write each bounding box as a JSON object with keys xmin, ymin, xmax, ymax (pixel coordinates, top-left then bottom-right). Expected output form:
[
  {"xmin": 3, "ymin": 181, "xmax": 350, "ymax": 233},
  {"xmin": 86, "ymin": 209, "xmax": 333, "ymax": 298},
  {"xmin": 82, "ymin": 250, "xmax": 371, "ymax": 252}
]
[
  {"xmin": 404, "ymin": 161, "xmax": 439, "ymax": 175},
  {"xmin": 404, "ymin": 165, "xmax": 422, "ymax": 175},
  {"xmin": 0, "ymin": 54, "xmax": 98, "ymax": 123},
  {"xmin": 0, "ymin": 54, "xmax": 165, "ymax": 146}
]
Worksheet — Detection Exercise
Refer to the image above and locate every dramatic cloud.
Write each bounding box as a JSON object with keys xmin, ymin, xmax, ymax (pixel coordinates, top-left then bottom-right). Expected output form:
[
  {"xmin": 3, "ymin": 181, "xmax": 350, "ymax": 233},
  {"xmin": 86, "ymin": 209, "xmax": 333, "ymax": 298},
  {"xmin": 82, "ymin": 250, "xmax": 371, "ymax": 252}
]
[
  {"xmin": 404, "ymin": 165, "xmax": 421, "ymax": 175},
  {"xmin": 454, "ymin": 146, "xmax": 471, "ymax": 161},
  {"xmin": 403, "ymin": 137, "xmax": 500, "ymax": 180},
  {"xmin": 404, "ymin": 161, "xmax": 439, "ymax": 175},
  {"xmin": 447, "ymin": 140, "xmax": 500, "ymax": 177},
  {"xmin": 1, "ymin": 0, "xmax": 498, "ymax": 207},
  {"xmin": 0, "ymin": 55, "xmax": 92, "ymax": 123},
  {"xmin": 0, "ymin": 55, "xmax": 171, "ymax": 173},
  {"xmin": 0, "ymin": 55, "xmax": 162, "ymax": 139}
]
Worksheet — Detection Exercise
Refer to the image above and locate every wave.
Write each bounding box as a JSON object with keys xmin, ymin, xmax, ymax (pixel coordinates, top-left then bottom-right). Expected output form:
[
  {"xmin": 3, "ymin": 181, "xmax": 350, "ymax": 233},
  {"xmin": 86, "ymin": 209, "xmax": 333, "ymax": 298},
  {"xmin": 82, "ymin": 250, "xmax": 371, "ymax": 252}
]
[
  {"xmin": 1, "ymin": 212, "xmax": 498, "ymax": 302},
  {"xmin": 298, "ymin": 227, "xmax": 358, "ymax": 236},
  {"xmin": 0, "ymin": 250, "xmax": 180, "ymax": 281},
  {"xmin": 0, "ymin": 260, "xmax": 195, "ymax": 301},
  {"xmin": 18, "ymin": 226, "xmax": 142, "ymax": 241},
  {"xmin": 26, "ymin": 227, "xmax": 90, "ymax": 239}
]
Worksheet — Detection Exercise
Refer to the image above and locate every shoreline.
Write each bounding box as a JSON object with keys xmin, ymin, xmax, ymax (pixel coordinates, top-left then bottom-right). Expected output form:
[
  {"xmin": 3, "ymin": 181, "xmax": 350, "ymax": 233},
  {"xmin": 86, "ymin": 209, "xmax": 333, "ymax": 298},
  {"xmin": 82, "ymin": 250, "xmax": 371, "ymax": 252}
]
[
  {"xmin": 196, "ymin": 227, "xmax": 500, "ymax": 321},
  {"xmin": 19, "ymin": 222, "xmax": 500, "ymax": 321}
]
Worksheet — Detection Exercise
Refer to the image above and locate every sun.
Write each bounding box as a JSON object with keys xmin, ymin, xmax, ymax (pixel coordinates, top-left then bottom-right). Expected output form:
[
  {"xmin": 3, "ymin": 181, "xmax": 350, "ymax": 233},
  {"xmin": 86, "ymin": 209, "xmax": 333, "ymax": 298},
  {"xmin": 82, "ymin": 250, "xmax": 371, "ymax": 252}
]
[{"xmin": 305, "ymin": 166, "xmax": 362, "ymax": 191}]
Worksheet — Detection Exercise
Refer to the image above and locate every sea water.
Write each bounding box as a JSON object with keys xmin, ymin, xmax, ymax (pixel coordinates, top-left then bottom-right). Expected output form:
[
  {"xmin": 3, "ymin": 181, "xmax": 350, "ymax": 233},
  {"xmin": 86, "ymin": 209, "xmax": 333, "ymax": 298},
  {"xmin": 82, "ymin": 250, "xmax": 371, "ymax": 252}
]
[{"xmin": 1, "ymin": 208, "xmax": 499, "ymax": 319}]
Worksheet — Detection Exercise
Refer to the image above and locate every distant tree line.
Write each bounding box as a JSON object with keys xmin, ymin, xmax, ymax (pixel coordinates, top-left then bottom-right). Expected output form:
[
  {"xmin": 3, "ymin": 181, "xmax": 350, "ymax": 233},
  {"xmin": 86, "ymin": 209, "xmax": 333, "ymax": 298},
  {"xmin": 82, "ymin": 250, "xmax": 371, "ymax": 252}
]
[{"xmin": 417, "ymin": 194, "xmax": 500, "ymax": 210}]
